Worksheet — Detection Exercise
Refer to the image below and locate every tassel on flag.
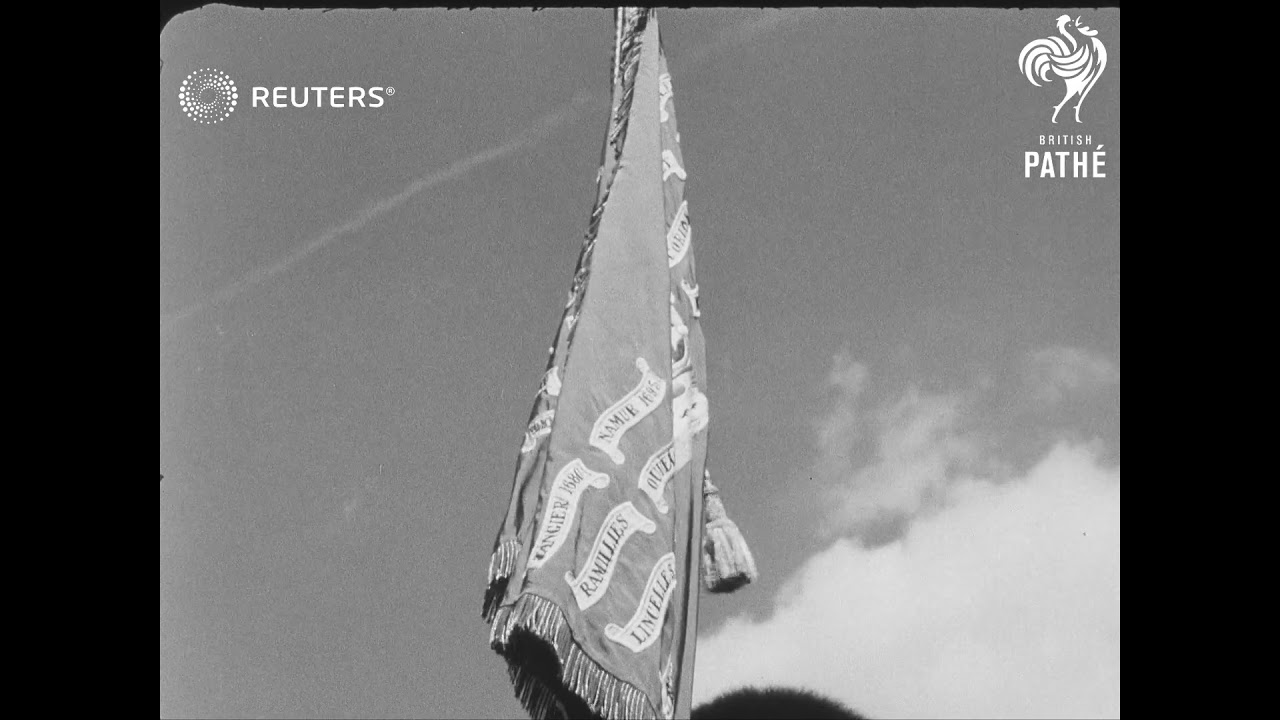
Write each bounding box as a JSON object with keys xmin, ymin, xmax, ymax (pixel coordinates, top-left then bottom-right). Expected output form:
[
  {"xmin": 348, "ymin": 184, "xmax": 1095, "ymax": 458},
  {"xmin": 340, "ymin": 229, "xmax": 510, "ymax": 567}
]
[
  {"xmin": 653, "ymin": 31, "xmax": 757, "ymax": 598},
  {"xmin": 483, "ymin": 9, "xmax": 755, "ymax": 720},
  {"xmin": 700, "ymin": 471, "xmax": 757, "ymax": 593}
]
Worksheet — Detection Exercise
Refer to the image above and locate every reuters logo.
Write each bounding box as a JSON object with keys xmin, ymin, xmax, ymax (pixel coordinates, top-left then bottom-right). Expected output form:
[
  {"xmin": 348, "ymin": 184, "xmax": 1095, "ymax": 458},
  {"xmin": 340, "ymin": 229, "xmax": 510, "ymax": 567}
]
[{"xmin": 178, "ymin": 68, "xmax": 238, "ymax": 124}]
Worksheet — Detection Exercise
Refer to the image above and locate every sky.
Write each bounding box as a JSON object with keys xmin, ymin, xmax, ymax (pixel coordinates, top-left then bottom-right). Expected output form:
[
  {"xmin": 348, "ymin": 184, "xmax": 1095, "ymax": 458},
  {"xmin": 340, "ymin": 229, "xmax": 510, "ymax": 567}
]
[{"xmin": 160, "ymin": 7, "xmax": 1119, "ymax": 719}]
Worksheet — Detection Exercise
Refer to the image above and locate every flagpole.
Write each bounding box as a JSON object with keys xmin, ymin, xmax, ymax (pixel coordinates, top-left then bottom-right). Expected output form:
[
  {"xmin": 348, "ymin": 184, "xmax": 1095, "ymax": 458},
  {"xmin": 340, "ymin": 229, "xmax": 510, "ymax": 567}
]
[{"xmin": 614, "ymin": 8, "xmax": 624, "ymax": 88}]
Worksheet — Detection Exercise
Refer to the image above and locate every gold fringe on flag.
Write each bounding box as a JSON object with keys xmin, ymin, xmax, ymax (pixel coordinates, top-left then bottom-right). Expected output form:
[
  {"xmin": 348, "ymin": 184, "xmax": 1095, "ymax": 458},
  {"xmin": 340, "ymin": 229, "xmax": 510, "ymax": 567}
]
[
  {"xmin": 701, "ymin": 470, "xmax": 758, "ymax": 593},
  {"xmin": 483, "ymin": 538, "xmax": 521, "ymax": 622},
  {"xmin": 491, "ymin": 594, "xmax": 661, "ymax": 720}
]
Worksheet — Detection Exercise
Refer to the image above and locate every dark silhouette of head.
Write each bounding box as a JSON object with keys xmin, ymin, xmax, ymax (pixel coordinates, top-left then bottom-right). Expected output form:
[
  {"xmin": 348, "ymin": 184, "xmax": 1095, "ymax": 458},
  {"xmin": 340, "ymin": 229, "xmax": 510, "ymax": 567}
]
[
  {"xmin": 691, "ymin": 686, "xmax": 866, "ymax": 719},
  {"xmin": 501, "ymin": 638, "xmax": 866, "ymax": 720}
]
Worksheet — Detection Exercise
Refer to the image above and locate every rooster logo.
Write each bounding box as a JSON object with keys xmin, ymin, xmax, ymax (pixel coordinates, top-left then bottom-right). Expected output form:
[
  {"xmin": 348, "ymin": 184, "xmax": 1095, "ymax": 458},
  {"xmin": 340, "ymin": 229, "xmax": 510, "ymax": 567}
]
[{"xmin": 1018, "ymin": 15, "xmax": 1108, "ymax": 123}]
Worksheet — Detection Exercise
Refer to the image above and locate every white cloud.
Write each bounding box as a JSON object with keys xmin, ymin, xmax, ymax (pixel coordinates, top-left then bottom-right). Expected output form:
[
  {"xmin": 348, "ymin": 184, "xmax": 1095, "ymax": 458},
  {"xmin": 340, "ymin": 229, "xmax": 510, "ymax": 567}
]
[
  {"xmin": 695, "ymin": 354, "xmax": 1120, "ymax": 718},
  {"xmin": 814, "ymin": 353, "xmax": 868, "ymax": 459},
  {"xmin": 1025, "ymin": 346, "xmax": 1119, "ymax": 405},
  {"xmin": 695, "ymin": 443, "xmax": 1120, "ymax": 718},
  {"xmin": 816, "ymin": 350, "xmax": 989, "ymax": 535}
]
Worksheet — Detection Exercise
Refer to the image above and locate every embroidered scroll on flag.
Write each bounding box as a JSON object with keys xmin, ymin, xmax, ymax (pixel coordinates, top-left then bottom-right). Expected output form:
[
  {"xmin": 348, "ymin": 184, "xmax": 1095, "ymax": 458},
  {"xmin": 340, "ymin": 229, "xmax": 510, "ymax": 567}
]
[{"xmin": 483, "ymin": 9, "xmax": 757, "ymax": 720}]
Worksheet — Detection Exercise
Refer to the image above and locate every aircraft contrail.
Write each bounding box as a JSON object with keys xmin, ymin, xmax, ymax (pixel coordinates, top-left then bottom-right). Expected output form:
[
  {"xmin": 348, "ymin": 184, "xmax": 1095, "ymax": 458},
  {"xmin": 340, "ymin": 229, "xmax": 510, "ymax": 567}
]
[
  {"xmin": 160, "ymin": 89, "xmax": 594, "ymax": 329},
  {"xmin": 680, "ymin": 8, "xmax": 824, "ymax": 70}
]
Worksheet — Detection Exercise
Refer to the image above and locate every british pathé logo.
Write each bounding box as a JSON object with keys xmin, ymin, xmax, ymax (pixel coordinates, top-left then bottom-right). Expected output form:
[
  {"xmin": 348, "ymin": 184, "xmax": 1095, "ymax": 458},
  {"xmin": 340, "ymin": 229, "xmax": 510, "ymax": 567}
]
[
  {"xmin": 1018, "ymin": 15, "xmax": 1108, "ymax": 124},
  {"xmin": 1018, "ymin": 15, "xmax": 1114, "ymax": 179},
  {"xmin": 1024, "ymin": 136, "xmax": 1107, "ymax": 179}
]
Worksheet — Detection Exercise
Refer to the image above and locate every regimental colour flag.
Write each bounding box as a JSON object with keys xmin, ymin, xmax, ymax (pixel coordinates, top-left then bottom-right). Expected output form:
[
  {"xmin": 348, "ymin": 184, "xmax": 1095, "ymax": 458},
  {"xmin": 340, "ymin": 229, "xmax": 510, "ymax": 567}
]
[{"xmin": 483, "ymin": 9, "xmax": 757, "ymax": 720}]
